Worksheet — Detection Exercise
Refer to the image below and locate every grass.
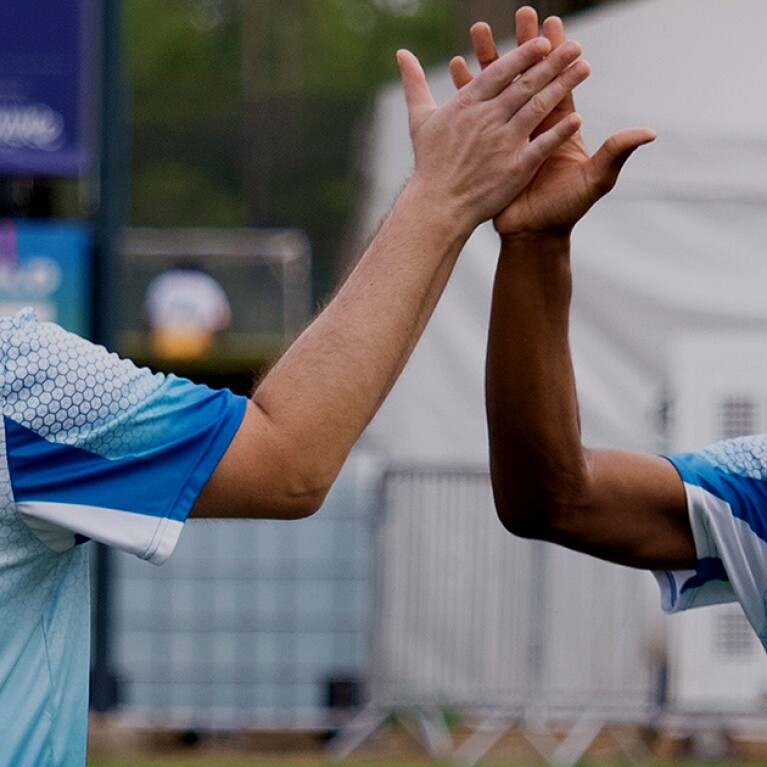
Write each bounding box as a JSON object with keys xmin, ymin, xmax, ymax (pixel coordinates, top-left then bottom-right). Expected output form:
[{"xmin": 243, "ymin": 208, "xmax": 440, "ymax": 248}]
[
  {"xmin": 88, "ymin": 760, "xmax": 454, "ymax": 767},
  {"xmin": 87, "ymin": 760, "xmax": 752, "ymax": 767},
  {"xmin": 86, "ymin": 719, "xmax": 759, "ymax": 767}
]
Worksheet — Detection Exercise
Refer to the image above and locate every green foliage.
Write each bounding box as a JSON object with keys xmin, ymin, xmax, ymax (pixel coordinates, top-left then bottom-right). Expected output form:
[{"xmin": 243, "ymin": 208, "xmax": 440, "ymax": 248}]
[
  {"xmin": 124, "ymin": 0, "xmax": 620, "ymax": 299},
  {"xmin": 126, "ymin": 0, "xmax": 242, "ymax": 119},
  {"xmin": 299, "ymin": 0, "xmax": 459, "ymax": 94},
  {"xmin": 125, "ymin": 0, "xmax": 466, "ymax": 298},
  {"xmin": 131, "ymin": 160, "xmax": 248, "ymax": 227}
]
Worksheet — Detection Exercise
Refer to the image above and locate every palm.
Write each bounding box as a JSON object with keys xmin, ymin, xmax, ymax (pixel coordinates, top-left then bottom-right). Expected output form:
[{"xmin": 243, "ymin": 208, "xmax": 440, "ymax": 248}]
[
  {"xmin": 494, "ymin": 130, "xmax": 592, "ymax": 234},
  {"xmin": 453, "ymin": 12, "xmax": 654, "ymax": 238}
]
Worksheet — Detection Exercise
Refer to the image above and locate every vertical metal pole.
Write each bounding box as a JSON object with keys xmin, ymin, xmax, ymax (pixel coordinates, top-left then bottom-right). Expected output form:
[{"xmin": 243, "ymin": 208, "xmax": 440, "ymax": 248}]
[
  {"xmin": 90, "ymin": 0, "xmax": 129, "ymax": 713},
  {"xmin": 525, "ymin": 540, "xmax": 549, "ymax": 724}
]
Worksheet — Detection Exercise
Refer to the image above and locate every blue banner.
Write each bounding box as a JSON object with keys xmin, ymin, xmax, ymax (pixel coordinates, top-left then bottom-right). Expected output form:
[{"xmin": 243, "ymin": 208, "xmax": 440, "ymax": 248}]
[
  {"xmin": 0, "ymin": 0, "xmax": 98, "ymax": 177},
  {"xmin": 0, "ymin": 220, "xmax": 92, "ymax": 337}
]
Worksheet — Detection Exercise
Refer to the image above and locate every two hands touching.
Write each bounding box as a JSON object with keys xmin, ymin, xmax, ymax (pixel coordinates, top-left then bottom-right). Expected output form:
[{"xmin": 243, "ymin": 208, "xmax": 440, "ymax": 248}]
[
  {"xmin": 197, "ymin": 6, "xmax": 695, "ymax": 574},
  {"xmin": 442, "ymin": 6, "xmax": 656, "ymax": 238},
  {"xmin": 198, "ymin": 7, "xmax": 613, "ymax": 521}
]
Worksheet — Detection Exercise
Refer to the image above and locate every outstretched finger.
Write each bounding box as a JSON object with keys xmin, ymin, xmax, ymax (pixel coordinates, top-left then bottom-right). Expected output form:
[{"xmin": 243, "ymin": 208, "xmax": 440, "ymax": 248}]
[
  {"xmin": 470, "ymin": 22, "xmax": 500, "ymax": 70},
  {"xmin": 449, "ymin": 56, "xmax": 473, "ymax": 89},
  {"xmin": 542, "ymin": 14, "xmax": 567, "ymax": 47},
  {"xmin": 450, "ymin": 24, "xmax": 498, "ymax": 91},
  {"xmin": 542, "ymin": 15, "xmax": 575, "ymax": 119},
  {"xmin": 514, "ymin": 7, "xmax": 578, "ymax": 139},
  {"xmin": 516, "ymin": 6, "xmax": 540, "ymax": 47},
  {"xmin": 589, "ymin": 128, "xmax": 657, "ymax": 197}
]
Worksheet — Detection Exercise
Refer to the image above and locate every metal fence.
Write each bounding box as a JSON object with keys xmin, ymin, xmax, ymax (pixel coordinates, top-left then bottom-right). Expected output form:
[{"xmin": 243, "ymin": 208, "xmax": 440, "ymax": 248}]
[
  {"xmin": 371, "ymin": 468, "xmax": 534, "ymax": 710},
  {"xmin": 104, "ymin": 459, "xmax": 707, "ymax": 764},
  {"xmin": 333, "ymin": 465, "xmax": 660, "ymax": 765},
  {"xmin": 109, "ymin": 449, "xmax": 384, "ymax": 730},
  {"xmin": 372, "ymin": 467, "xmax": 656, "ymax": 710}
]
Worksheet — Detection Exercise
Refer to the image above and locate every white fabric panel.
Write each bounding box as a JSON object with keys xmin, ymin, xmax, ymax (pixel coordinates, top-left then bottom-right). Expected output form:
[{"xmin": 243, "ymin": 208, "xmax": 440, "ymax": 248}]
[
  {"xmin": 685, "ymin": 485, "xmax": 767, "ymax": 639},
  {"xmin": 18, "ymin": 501, "xmax": 183, "ymax": 564}
]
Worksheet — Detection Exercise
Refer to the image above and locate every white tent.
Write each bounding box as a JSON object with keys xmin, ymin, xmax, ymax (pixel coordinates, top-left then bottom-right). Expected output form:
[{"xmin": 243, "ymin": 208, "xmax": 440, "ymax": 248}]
[
  {"xmin": 357, "ymin": 0, "xmax": 767, "ymax": 467},
  {"xmin": 342, "ymin": 0, "xmax": 767, "ymax": 739}
]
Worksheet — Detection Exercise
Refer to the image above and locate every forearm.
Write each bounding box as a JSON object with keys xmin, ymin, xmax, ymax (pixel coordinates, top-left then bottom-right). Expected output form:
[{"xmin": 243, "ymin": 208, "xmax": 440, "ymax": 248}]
[
  {"xmin": 251, "ymin": 180, "xmax": 470, "ymax": 502},
  {"xmin": 486, "ymin": 233, "xmax": 589, "ymax": 536},
  {"xmin": 485, "ymin": 234, "xmax": 693, "ymax": 568}
]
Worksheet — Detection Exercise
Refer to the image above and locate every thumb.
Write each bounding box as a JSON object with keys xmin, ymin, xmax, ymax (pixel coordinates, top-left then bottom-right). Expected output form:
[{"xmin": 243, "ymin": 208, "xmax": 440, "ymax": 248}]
[
  {"xmin": 590, "ymin": 128, "xmax": 656, "ymax": 196},
  {"xmin": 397, "ymin": 49, "xmax": 437, "ymax": 127}
]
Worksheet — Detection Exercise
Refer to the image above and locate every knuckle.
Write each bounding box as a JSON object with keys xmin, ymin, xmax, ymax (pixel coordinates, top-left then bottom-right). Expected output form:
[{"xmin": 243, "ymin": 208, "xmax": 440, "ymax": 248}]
[
  {"xmin": 514, "ymin": 73, "xmax": 536, "ymax": 97},
  {"xmin": 526, "ymin": 91, "xmax": 550, "ymax": 117},
  {"xmin": 455, "ymin": 87, "xmax": 474, "ymax": 109},
  {"xmin": 484, "ymin": 64, "xmax": 508, "ymax": 92}
]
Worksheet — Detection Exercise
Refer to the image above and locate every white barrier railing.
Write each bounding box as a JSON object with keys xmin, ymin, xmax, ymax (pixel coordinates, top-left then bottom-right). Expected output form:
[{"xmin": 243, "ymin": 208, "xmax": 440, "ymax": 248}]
[{"xmin": 333, "ymin": 466, "xmax": 659, "ymax": 765}]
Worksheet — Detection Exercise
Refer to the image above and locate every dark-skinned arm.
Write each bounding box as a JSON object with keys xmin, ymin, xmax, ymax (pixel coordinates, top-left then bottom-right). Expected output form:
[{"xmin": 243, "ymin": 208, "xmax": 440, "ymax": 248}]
[
  {"xmin": 486, "ymin": 233, "xmax": 694, "ymax": 570},
  {"xmin": 452, "ymin": 8, "xmax": 693, "ymax": 570}
]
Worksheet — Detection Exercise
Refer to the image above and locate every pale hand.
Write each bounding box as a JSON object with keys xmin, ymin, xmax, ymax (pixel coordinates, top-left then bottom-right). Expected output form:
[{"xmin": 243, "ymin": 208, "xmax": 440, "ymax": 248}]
[
  {"xmin": 396, "ymin": 29, "xmax": 590, "ymax": 235},
  {"xmin": 449, "ymin": 7, "xmax": 656, "ymax": 237}
]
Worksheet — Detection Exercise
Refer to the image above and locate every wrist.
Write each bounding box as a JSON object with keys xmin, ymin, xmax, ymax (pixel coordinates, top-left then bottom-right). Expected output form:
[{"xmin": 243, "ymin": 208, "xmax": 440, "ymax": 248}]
[
  {"xmin": 402, "ymin": 175, "xmax": 478, "ymax": 244},
  {"xmin": 498, "ymin": 230, "xmax": 572, "ymax": 261},
  {"xmin": 496, "ymin": 232, "xmax": 573, "ymax": 308}
]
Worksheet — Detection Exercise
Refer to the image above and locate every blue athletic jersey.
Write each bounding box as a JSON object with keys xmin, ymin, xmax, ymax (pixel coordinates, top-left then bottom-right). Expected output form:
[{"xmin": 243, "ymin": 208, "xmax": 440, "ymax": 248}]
[
  {"xmin": 0, "ymin": 309, "xmax": 248, "ymax": 766},
  {"xmin": 657, "ymin": 435, "xmax": 767, "ymax": 649}
]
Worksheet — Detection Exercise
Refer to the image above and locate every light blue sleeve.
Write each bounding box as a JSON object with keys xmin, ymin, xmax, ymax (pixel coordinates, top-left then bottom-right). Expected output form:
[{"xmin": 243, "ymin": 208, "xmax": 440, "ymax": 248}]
[
  {"xmin": 0, "ymin": 309, "xmax": 248, "ymax": 563},
  {"xmin": 655, "ymin": 436, "xmax": 767, "ymax": 646}
]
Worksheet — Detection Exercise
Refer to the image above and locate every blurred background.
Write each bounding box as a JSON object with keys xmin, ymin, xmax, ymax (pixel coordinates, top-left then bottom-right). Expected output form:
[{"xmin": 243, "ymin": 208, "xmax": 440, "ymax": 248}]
[
  {"xmin": 6, "ymin": 1, "xmax": 767, "ymax": 765},
  {"xmin": 0, "ymin": 0, "xmax": 607, "ymax": 303},
  {"xmin": 122, "ymin": 0, "xmax": 606, "ymax": 302}
]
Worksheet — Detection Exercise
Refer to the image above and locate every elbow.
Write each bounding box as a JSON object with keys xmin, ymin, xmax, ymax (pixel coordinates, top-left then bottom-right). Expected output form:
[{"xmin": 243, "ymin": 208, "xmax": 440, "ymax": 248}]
[
  {"xmin": 273, "ymin": 456, "xmax": 341, "ymax": 519},
  {"xmin": 490, "ymin": 435, "xmax": 594, "ymax": 545},
  {"xmin": 492, "ymin": 490, "xmax": 560, "ymax": 542},
  {"xmin": 276, "ymin": 483, "xmax": 330, "ymax": 520},
  {"xmin": 489, "ymin": 460, "xmax": 591, "ymax": 544},
  {"xmin": 266, "ymin": 463, "xmax": 336, "ymax": 519},
  {"xmin": 237, "ymin": 401, "xmax": 341, "ymax": 520},
  {"xmin": 488, "ymin": 456, "xmax": 557, "ymax": 541},
  {"xmin": 219, "ymin": 447, "xmax": 337, "ymax": 521}
]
